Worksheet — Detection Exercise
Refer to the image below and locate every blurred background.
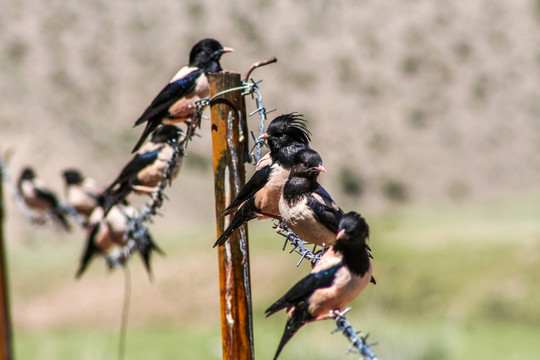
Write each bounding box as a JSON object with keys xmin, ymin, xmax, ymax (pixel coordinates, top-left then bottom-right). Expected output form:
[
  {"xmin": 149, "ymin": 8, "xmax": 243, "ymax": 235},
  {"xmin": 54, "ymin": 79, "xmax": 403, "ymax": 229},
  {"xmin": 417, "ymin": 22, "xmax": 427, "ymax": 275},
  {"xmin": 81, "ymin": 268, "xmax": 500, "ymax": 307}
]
[{"xmin": 2, "ymin": 0, "xmax": 540, "ymax": 359}]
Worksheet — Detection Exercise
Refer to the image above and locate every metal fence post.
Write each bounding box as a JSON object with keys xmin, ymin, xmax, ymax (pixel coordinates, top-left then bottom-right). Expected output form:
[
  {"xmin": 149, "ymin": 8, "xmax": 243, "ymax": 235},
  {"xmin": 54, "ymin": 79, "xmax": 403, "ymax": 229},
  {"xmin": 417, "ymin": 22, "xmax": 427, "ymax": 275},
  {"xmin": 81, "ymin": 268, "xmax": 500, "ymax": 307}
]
[
  {"xmin": 0, "ymin": 166, "xmax": 13, "ymax": 360},
  {"xmin": 209, "ymin": 71, "xmax": 254, "ymax": 360}
]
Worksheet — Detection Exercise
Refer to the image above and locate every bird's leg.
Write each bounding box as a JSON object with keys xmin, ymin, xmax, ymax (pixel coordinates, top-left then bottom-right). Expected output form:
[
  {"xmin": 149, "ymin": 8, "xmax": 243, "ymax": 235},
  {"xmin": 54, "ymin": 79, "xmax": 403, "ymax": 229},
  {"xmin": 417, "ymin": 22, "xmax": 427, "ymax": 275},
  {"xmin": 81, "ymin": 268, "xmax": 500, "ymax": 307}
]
[{"xmin": 132, "ymin": 185, "xmax": 159, "ymax": 193}]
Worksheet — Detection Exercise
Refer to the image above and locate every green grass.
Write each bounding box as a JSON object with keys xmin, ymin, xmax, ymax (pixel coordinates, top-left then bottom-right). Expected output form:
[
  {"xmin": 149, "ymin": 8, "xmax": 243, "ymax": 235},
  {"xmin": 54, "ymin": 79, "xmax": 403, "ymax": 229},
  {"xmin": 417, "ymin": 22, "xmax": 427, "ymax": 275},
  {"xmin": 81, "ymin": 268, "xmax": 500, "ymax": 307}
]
[{"xmin": 9, "ymin": 190, "xmax": 540, "ymax": 359}]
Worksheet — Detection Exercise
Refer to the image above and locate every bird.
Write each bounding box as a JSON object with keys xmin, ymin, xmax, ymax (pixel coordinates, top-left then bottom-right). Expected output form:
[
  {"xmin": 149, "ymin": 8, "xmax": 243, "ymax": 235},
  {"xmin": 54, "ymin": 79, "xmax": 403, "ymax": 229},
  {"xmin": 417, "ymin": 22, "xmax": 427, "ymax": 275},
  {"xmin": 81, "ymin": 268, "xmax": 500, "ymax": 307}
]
[
  {"xmin": 62, "ymin": 169, "xmax": 103, "ymax": 222},
  {"xmin": 131, "ymin": 38, "xmax": 233, "ymax": 153},
  {"xmin": 213, "ymin": 113, "xmax": 311, "ymax": 247},
  {"xmin": 102, "ymin": 124, "xmax": 184, "ymax": 216},
  {"xmin": 265, "ymin": 211, "xmax": 374, "ymax": 360},
  {"xmin": 17, "ymin": 167, "xmax": 71, "ymax": 231},
  {"xmin": 76, "ymin": 200, "xmax": 163, "ymax": 279},
  {"xmin": 278, "ymin": 148, "xmax": 344, "ymax": 247}
]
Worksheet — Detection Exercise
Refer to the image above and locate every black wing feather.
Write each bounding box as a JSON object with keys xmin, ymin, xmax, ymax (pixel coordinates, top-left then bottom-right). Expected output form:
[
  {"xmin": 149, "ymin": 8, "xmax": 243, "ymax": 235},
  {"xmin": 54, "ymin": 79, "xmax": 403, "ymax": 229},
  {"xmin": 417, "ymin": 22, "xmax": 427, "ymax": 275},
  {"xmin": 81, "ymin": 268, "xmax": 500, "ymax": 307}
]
[
  {"xmin": 34, "ymin": 187, "xmax": 58, "ymax": 207},
  {"xmin": 223, "ymin": 165, "xmax": 272, "ymax": 215},
  {"xmin": 265, "ymin": 264, "xmax": 342, "ymax": 317},
  {"xmin": 134, "ymin": 69, "xmax": 202, "ymax": 126},
  {"xmin": 108, "ymin": 147, "xmax": 163, "ymax": 190},
  {"xmin": 306, "ymin": 195, "xmax": 343, "ymax": 234}
]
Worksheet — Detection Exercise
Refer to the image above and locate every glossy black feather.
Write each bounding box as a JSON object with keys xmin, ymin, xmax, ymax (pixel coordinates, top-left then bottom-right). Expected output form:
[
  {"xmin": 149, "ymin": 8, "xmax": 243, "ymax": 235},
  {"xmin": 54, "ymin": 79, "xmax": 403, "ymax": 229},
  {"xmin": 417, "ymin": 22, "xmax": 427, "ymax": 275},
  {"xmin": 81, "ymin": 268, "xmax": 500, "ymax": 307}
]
[
  {"xmin": 265, "ymin": 264, "xmax": 341, "ymax": 317},
  {"xmin": 272, "ymin": 300, "xmax": 313, "ymax": 360},
  {"xmin": 131, "ymin": 71, "xmax": 201, "ymax": 153},
  {"xmin": 135, "ymin": 70, "xmax": 202, "ymax": 126},
  {"xmin": 305, "ymin": 196, "xmax": 343, "ymax": 234},
  {"xmin": 223, "ymin": 165, "xmax": 272, "ymax": 215},
  {"xmin": 108, "ymin": 147, "xmax": 163, "ymax": 190},
  {"xmin": 214, "ymin": 197, "xmax": 257, "ymax": 247}
]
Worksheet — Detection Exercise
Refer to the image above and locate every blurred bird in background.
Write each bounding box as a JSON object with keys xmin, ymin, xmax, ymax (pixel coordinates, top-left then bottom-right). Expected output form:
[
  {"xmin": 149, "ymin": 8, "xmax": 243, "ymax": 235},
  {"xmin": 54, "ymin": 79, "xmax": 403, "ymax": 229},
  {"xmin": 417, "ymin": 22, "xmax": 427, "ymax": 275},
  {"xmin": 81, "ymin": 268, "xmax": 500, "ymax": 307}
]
[
  {"xmin": 131, "ymin": 38, "xmax": 233, "ymax": 153},
  {"xmin": 62, "ymin": 168, "xmax": 103, "ymax": 223},
  {"xmin": 265, "ymin": 211, "xmax": 374, "ymax": 360},
  {"xmin": 102, "ymin": 125, "xmax": 184, "ymax": 216},
  {"xmin": 76, "ymin": 199, "xmax": 163, "ymax": 279},
  {"xmin": 17, "ymin": 167, "xmax": 71, "ymax": 231}
]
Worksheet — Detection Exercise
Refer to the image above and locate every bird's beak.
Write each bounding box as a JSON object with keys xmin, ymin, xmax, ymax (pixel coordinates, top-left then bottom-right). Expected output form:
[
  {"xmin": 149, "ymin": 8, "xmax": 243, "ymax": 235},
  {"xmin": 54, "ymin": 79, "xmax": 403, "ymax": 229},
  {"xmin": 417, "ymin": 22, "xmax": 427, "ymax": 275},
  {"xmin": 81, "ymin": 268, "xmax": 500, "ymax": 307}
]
[
  {"xmin": 258, "ymin": 133, "xmax": 269, "ymax": 140},
  {"xmin": 222, "ymin": 47, "xmax": 234, "ymax": 53},
  {"xmin": 316, "ymin": 165, "xmax": 326, "ymax": 173},
  {"xmin": 336, "ymin": 229, "xmax": 346, "ymax": 240}
]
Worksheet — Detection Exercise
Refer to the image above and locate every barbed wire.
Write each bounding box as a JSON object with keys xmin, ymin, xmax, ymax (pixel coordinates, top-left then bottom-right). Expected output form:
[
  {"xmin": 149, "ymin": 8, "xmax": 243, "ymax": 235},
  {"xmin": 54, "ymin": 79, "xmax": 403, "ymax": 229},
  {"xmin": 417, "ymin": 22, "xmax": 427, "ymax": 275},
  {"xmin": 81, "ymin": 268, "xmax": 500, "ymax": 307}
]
[
  {"xmin": 332, "ymin": 308, "xmax": 378, "ymax": 360},
  {"xmin": 274, "ymin": 221, "xmax": 324, "ymax": 267}
]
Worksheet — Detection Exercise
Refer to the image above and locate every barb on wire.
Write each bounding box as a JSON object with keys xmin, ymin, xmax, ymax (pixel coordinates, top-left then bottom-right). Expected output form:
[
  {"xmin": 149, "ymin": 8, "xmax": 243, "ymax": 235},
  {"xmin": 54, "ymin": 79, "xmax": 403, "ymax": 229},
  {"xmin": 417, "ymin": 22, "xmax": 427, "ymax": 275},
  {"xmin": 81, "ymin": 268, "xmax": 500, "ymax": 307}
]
[
  {"xmin": 274, "ymin": 221, "xmax": 324, "ymax": 267},
  {"xmin": 331, "ymin": 308, "xmax": 378, "ymax": 360}
]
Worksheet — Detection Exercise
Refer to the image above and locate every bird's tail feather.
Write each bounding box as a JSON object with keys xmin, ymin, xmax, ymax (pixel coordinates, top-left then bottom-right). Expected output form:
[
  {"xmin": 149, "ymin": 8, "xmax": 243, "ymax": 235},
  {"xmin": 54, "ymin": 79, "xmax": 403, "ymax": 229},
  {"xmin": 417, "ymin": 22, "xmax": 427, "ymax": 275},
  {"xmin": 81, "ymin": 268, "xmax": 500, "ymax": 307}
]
[
  {"xmin": 53, "ymin": 208, "xmax": 71, "ymax": 232},
  {"xmin": 213, "ymin": 198, "xmax": 257, "ymax": 247},
  {"xmin": 132, "ymin": 121, "xmax": 160, "ymax": 153},
  {"xmin": 273, "ymin": 314, "xmax": 307, "ymax": 360},
  {"xmin": 76, "ymin": 223, "xmax": 101, "ymax": 278},
  {"xmin": 101, "ymin": 185, "xmax": 130, "ymax": 217},
  {"xmin": 138, "ymin": 231, "xmax": 165, "ymax": 281}
]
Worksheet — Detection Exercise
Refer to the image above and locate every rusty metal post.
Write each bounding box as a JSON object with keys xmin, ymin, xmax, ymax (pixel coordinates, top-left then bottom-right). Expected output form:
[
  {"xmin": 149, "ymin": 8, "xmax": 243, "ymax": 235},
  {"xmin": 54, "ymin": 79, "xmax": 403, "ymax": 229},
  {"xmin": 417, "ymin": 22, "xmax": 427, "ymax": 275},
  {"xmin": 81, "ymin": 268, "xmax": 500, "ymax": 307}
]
[
  {"xmin": 209, "ymin": 71, "xmax": 254, "ymax": 359},
  {"xmin": 0, "ymin": 166, "xmax": 13, "ymax": 360}
]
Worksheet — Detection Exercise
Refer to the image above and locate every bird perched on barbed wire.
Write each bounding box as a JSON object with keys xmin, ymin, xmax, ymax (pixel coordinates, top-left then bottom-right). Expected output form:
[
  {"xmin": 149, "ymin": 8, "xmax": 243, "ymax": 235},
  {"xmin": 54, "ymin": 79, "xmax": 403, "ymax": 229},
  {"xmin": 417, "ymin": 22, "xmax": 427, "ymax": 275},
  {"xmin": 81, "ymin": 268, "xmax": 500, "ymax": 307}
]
[
  {"xmin": 62, "ymin": 169, "xmax": 103, "ymax": 222},
  {"xmin": 213, "ymin": 113, "xmax": 311, "ymax": 247},
  {"xmin": 278, "ymin": 148, "xmax": 344, "ymax": 247},
  {"xmin": 265, "ymin": 211, "xmax": 374, "ymax": 360},
  {"xmin": 131, "ymin": 38, "xmax": 233, "ymax": 153},
  {"xmin": 17, "ymin": 167, "xmax": 71, "ymax": 231},
  {"xmin": 76, "ymin": 200, "xmax": 163, "ymax": 279},
  {"xmin": 102, "ymin": 124, "xmax": 184, "ymax": 216}
]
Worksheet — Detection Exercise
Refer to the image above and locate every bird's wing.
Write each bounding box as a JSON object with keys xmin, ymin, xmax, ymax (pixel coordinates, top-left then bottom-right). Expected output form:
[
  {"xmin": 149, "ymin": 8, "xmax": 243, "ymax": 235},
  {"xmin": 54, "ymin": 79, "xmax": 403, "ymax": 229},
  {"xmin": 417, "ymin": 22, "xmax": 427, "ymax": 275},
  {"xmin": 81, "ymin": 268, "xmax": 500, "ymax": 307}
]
[
  {"xmin": 33, "ymin": 186, "xmax": 58, "ymax": 207},
  {"xmin": 223, "ymin": 165, "xmax": 272, "ymax": 215},
  {"xmin": 306, "ymin": 193, "xmax": 344, "ymax": 234},
  {"xmin": 108, "ymin": 146, "xmax": 163, "ymax": 188},
  {"xmin": 314, "ymin": 185, "xmax": 344, "ymax": 215},
  {"xmin": 265, "ymin": 264, "xmax": 342, "ymax": 316},
  {"xmin": 134, "ymin": 69, "xmax": 202, "ymax": 126}
]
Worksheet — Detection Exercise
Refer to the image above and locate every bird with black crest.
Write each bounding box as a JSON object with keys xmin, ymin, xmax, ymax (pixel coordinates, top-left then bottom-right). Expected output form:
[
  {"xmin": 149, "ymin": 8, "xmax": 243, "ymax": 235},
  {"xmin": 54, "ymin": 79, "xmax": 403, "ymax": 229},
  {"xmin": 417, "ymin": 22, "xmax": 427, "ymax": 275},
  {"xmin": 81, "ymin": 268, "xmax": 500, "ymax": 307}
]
[{"xmin": 213, "ymin": 113, "xmax": 311, "ymax": 247}]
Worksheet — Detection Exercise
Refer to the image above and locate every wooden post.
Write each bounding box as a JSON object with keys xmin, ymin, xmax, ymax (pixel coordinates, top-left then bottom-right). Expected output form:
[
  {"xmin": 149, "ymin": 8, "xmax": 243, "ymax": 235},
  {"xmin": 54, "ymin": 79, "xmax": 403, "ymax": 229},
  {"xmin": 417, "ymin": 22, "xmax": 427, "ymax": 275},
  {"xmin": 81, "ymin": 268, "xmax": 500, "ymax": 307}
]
[
  {"xmin": 209, "ymin": 72, "xmax": 254, "ymax": 359},
  {"xmin": 0, "ymin": 166, "xmax": 13, "ymax": 360}
]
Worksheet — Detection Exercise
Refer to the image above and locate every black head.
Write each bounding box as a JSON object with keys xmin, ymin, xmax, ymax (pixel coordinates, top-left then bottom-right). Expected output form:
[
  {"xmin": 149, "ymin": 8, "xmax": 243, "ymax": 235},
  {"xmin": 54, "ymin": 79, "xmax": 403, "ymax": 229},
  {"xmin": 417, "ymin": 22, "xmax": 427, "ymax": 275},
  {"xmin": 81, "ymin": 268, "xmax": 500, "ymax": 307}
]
[
  {"xmin": 290, "ymin": 148, "xmax": 326, "ymax": 179},
  {"xmin": 188, "ymin": 38, "xmax": 233, "ymax": 72},
  {"xmin": 20, "ymin": 167, "xmax": 36, "ymax": 180},
  {"xmin": 150, "ymin": 125, "xmax": 184, "ymax": 145},
  {"xmin": 63, "ymin": 169, "xmax": 84, "ymax": 185},
  {"xmin": 336, "ymin": 212, "xmax": 370, "ymax": 244},
  {"xmin": 263, "ymin": 113, "xmax": 311, "ymax": 154}
]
